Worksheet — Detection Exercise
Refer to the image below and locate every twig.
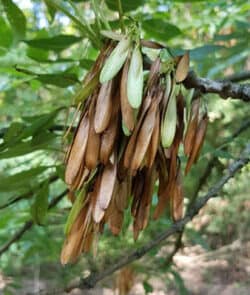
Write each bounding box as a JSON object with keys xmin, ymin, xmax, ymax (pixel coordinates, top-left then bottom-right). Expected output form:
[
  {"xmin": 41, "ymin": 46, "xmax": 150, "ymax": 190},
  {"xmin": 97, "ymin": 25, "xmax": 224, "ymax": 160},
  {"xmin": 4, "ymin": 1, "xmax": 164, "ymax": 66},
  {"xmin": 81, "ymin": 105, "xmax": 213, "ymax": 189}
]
[
  {"xmin": 164, "ymin": 232, "xmax": 183, "ymax": 267},
  {"xmin": 0, "ymin": 189, "xmax": 68, "ymax": 257},
  {"xmin": 223, "ymin": 71, "xmax": 250, "ymax": 83},
  {"xmin": 184, "ymin": 71, "xmax": 250, "ymax": 102},
  {"xmin": 117, "ymin": 0, "xmax": 125, "ymax": 33},
  {"xmin": 38, "ymin": 142, "xmax": 249, "ymax": 294}
]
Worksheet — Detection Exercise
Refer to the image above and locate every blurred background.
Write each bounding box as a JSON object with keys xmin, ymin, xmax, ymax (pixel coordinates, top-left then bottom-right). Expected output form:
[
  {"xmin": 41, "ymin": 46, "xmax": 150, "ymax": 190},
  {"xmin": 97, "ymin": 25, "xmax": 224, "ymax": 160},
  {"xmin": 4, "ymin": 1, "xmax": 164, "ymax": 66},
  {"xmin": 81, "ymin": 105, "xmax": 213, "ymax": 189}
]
[{"xmin": 0, "ymin": 0, "xmax": 249, "ymax": 294}]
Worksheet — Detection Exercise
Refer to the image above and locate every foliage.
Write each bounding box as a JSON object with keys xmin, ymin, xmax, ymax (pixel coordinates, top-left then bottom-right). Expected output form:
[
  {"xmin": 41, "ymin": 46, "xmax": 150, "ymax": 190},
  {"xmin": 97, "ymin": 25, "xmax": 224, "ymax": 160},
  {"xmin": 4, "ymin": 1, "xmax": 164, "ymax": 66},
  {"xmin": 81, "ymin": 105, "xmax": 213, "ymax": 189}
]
[{"xmin": 0, "ymin": 0, "xmax": 249, "ymax": 293}]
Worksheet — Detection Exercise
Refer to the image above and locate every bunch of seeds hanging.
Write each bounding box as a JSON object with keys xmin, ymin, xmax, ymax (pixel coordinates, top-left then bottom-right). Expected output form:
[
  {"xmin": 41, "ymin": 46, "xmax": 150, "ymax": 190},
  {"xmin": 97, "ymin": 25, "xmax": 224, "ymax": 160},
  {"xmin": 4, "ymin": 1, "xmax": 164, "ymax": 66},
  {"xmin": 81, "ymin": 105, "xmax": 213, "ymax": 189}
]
[{"xmin": 61, "ymin": 29, "xmax": 209, "ymax": 264}]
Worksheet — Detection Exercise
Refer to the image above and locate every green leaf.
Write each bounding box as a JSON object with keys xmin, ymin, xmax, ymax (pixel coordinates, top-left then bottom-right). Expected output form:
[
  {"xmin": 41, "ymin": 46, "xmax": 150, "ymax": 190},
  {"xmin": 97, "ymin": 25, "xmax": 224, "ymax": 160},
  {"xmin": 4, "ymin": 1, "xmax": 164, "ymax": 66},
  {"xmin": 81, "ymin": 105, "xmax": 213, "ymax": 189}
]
[
  {"xmin": 142, "ymin": 19, "xmax": 182, "ymax": 42},
  {"xmin": 0, "ymin": 133, "xmax": 56, "ymax": 159},
  {"xmin": 185, "ymin": 228, "xmax": 210, "ymax": 250},
  {"xmin": 170, "ymin": 269, "xmax": 189, "ymax": 295},
  {"xmin": 15, "ymin": 66, "xmax": 79, "ymax": 87},
  {"xmin": 43, "ymin": 0, "xmax": 57, "ymax": 22},
  {"xmin": 36, "ymin": 73, "xmax": 79, "ymax": 87},
  {"xmin": 56, "ymin": 165, "xmax": 65, "ymax": 181},
  {"xmin": 3, "ymin": 122, "xmax": 25, "ymax": 143},
  {"xmin": 0, "ymin": 16, "xmax": 13, "ymax": 52},
  {"xmin": 106, "ymin": 0, "xmax": 145, "ymax": 12},
  {"xmin": 143, "ymin": 281, "xmax": 153, "ymax": 293},
  {"xmin": 26, "ymin": 47, "xmax": 50, "ymax": 63},
  {"xmin": 24, "ymin": 35, "xmax": 83, "ymax": 51},
  {"xmin": 189, "ymin": 45, "xmax": 225, "ymax": 60},
  {"xmin": 31, "ymin": 182, "xmax": 49, "ymax": 225},
  {"xmin": 0, "ymin": 166, "xmax": 49, "ymax": 192},
  {"xmin": 79, "ymin": 58, "xmax": 94, "ymax": 70},
  {"xmin": 213, "ymin": 149, "xmax": 234, "ymax": 159},
  {"xmin": 3, "ymin": 109, "xmax": 61, "ymax": 147},
  {"xmin": 1, "ymin": 0, "xmax": 26, "ymax": 40}
]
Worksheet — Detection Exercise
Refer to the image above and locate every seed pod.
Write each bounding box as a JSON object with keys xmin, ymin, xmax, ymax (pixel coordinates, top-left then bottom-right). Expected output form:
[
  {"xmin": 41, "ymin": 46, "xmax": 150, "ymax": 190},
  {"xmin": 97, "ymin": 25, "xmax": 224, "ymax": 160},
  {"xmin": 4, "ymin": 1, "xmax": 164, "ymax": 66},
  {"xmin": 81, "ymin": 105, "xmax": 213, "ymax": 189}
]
[
  {"xmin": 115, "ymin": 177, "xmax": 130, "ymax": 212},
  {"xmin": 97, "ymin": 161, "xmax": 117, "ymax": 210},
  {"xmin": 65, "ymin": 114, "xmax": 90, "ymax": 186},
  {"xmin": 127, "ymin": 46, "xmax": 144, "ymax": 109},
  {"xmin": 100, "ymin": 38, "xmax": 130, "ymax": 83},
  {"xmin": 100, "ymin": 115, "xmax": 119, "ymax": 164},
  {"xmin": 145, "ymin": 109, "xmax": 160, "ymax": 168},
  {"xmin": 94, "ymin": 80, "xmax": 113, "ymax": 133},
  {"xmin": 175, "ymin": 52, "xmax": 189, "ymax": 83},
  {"xmin": 161, "ymin": 84, "xmax": 177, "ymax": 148},
  {"xmin": 100, "ymin": 91, "xmax": 120, "ymax": 164},
  {"xmin": 120, "ymin": 58, "xmax": 136, "ymax": 131},
  {"xmin": 85, "ymin": 100, "xmax": 101, "ymax": 169},
  {"xmin": 93, "ymin": 159, "xmax": 117, "ymax": 223},
  {"xmin": 61, "ymin": 200, "xmax": 92, "ymax": 264},
  {"xmin": 131, "ymin": 99, "xmax": 158, "ymax": 171},
  {"xmin": 171, "ymin": 168, "xmax": 183, "ymax": 221},
  {"xmin": 123, "ymin": 93, "xmax": 152, "ymax": 168},
  {"xmin": 184, "ymin": 98, "xmax": 200, "ymax": 156},
  {"xmin": 185, "ymin": 113, "xmax": 208, "ymax": 175}
]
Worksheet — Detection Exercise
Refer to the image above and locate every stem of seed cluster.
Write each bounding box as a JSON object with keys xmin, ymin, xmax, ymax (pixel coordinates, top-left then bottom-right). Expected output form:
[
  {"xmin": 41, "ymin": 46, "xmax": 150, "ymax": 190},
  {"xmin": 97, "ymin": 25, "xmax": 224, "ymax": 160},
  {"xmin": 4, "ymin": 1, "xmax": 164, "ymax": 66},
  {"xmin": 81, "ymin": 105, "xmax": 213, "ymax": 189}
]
[{"xmin": 117, "ymin": 0, "xmax": 125, "ymax": 33}]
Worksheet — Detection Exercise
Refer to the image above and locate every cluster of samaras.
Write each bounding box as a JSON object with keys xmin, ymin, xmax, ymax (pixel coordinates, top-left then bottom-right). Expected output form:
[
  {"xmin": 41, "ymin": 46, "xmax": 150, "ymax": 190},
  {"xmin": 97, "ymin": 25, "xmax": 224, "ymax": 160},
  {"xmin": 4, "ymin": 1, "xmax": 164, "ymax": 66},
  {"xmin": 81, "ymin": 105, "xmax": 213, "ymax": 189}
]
[{"xmin": 61, "ymin": 34, "xmax": 208, "ymax": 264}]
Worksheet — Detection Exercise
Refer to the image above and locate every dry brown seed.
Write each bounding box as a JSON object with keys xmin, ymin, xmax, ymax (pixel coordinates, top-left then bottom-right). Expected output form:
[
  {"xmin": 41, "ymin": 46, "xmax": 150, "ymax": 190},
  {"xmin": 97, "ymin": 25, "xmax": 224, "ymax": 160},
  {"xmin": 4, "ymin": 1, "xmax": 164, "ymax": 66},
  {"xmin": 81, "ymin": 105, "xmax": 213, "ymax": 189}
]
[
  {"xmin": 99, "ymin": 91, "xmax": 120, "ymax": 164},
  {"xmin": 140, "ymin": 39, "xmax": 164, "ymax": 49},
  {"xmin": 115, "ymin": 177, "xmax": 129, "ymax": 212},
  {"xmin": 108, "ymin": 201, "xmax": 124, "ymax": 235},
  {"xmin": 130, "ymin": 99, "xmax": 158, "ymax": 170},
  {"xmin": 65, "ymin": 113, "xmax": 90, "ymax": 186},
  {"xmin": 94, "ymin": 80, "xmax": 113, "ymax": 133},
  {"xmin": 145, "ymin": 109, "xmax": 160, "ymax": 168},
  {"xmin": 185, "ymin": 114, "xmax": 208, "ymax": 175},
  {"xmin": 97, "ymin": 160, "xmax": 117, "ymax": 211},
  {"xmin": 171, "ymin": 168, "xmax": 183, "ymax": 221},
  {"xmin": 184, "ymin": 98, "xmax": 200, "ymax": 156},
  {"xmin": 85, "ymin": 105, "xmax": 101, "ymax": 169},
  {"xmin": 175, "ymin": 52, "xmax": 189, "ymax": 83}
]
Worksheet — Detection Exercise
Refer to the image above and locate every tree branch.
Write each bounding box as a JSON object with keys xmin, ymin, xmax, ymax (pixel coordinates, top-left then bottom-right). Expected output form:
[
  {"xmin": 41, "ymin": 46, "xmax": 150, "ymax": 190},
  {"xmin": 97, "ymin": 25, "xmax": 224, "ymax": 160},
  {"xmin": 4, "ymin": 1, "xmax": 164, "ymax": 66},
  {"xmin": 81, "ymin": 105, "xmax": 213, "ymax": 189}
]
[
  {"xmin": 56, "ymin": 142, "xmax": 249, "ymax": 293},
  {"xmin": 0, "ymin": 189, "xmax": 68, "ymax": 257},
  {"xmin": 223, "ymin": 71, "xmax": 250, "ymax": 83},
  {"xmin": 184, "ymin": 71, "xmax": 250, "ymax": 102}
]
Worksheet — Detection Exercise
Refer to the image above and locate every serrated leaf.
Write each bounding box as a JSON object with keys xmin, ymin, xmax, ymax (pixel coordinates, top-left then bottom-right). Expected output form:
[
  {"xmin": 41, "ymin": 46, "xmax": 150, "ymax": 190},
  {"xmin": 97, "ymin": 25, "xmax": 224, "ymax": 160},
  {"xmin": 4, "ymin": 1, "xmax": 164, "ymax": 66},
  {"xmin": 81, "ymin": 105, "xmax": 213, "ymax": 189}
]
[
  {"xmin": 2, "ymin": 0, "xmax": 26, "ymax": 40},
  {"xmin": 24, "ymin": 35, "xmax": 82, "ymax": 51},
  {"xmin": 31, "ymin": 182, "xmax": 49, "ymax": 225}
]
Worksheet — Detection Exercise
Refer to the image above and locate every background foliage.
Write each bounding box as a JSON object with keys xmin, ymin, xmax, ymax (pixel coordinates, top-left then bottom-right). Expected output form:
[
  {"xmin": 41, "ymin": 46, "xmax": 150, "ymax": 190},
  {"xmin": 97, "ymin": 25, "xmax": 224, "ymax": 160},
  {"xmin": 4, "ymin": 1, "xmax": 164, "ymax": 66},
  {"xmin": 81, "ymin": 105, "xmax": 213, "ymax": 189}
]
[{"xmin": 0, "ymin": 0, "xmax": 249, "ymax": 294}]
